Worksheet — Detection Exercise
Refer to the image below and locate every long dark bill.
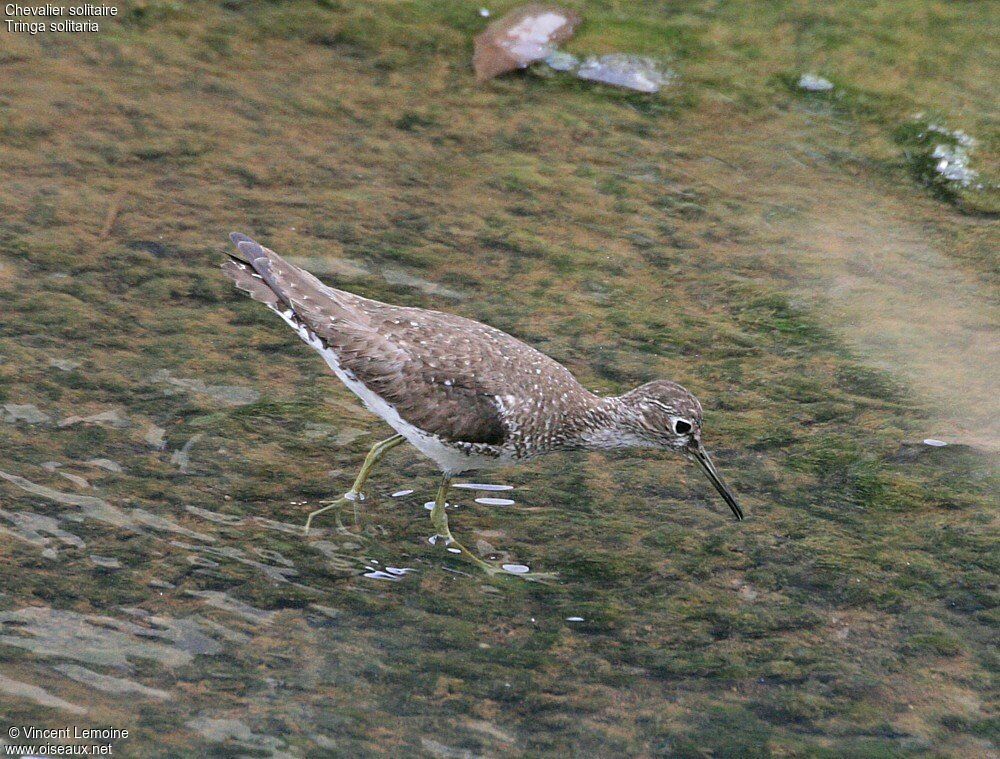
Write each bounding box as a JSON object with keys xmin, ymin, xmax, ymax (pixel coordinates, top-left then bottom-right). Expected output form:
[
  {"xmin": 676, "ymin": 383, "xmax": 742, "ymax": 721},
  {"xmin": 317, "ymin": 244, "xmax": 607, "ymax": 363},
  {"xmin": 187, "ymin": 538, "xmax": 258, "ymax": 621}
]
[{"xmin": 690, "ymin": 443, "xmax": 744, "ymax": 521}]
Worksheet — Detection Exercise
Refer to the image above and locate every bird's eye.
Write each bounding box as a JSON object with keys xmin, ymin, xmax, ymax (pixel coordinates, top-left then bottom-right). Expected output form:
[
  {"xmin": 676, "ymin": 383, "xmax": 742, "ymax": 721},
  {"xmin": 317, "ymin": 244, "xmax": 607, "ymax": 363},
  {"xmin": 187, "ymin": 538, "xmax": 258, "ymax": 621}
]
[{"xmin": 673, "ymin": 419, "xmax": 692, "ymax": 435}]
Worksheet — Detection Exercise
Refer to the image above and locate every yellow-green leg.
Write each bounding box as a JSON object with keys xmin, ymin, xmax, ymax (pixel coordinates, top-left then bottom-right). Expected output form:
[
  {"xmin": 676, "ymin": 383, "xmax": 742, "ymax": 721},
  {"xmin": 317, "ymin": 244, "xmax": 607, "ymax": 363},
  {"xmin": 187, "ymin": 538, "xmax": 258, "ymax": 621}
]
[
  {"xmin": 304, "ymin": 434, "xmax": 405, "ymax": 534},
  {"xmin": 428, "ymin": 474, "xmax": 555, "ymax": 581}
]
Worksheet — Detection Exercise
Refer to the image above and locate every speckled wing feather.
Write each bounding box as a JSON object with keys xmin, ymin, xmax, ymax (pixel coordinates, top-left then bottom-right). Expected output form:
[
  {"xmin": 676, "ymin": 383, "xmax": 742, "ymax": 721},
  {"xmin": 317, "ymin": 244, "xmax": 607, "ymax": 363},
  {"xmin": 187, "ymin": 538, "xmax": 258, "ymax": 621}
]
[{"xmin": 224, "ymin": 234, "xmax": 532, "ymax": 446}]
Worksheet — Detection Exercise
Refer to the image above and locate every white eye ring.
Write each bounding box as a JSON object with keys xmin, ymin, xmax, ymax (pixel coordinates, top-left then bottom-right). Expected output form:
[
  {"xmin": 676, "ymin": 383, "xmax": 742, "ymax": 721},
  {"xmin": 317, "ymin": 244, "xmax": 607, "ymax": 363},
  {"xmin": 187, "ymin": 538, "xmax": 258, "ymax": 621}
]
[{"xmin": 673, "ymin": 419, "xmax": 692, "ymax": 435}]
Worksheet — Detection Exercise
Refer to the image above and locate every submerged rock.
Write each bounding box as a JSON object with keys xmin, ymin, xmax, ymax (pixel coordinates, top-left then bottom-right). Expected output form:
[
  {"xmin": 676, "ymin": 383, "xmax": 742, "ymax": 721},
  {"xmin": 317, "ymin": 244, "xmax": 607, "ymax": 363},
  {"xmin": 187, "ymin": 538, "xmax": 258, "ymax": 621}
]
[
  {"xmin": 576, "ymin": 54, "xmax": 674, "ymax": 93},
  {"xmin": 473, "ymin": 4, "xmax": 581, "ymax": 82},
  {"xmin": 2, "ymin": 403, "xmax": 51, "ymax": 425}
]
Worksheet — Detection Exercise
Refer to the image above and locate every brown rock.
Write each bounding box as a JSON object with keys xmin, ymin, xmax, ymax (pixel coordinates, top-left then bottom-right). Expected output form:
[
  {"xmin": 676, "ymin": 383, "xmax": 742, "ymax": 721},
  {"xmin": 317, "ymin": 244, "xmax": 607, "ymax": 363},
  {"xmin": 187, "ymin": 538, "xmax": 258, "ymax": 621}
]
[{"xmin": 473, "ymin": 4, "xmax": 581, "ymax": 82}]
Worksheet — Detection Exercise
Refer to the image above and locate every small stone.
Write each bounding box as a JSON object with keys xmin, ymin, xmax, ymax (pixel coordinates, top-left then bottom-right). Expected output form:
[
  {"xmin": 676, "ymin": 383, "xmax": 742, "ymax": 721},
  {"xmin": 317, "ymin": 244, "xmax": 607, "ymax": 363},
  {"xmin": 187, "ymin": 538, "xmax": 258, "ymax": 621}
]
[{"xmin": 798, "ymin": 73, "xmax": 834, "ymax": 92}]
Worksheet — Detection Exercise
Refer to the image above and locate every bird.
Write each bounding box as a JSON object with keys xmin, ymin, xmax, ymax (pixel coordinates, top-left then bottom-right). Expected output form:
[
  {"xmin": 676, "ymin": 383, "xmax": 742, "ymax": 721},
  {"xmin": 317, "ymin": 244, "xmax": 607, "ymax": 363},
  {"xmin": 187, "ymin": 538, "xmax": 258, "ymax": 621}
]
[{"xmin": 222, "ymin": 233, "xmax": 743, "ymax": 576}]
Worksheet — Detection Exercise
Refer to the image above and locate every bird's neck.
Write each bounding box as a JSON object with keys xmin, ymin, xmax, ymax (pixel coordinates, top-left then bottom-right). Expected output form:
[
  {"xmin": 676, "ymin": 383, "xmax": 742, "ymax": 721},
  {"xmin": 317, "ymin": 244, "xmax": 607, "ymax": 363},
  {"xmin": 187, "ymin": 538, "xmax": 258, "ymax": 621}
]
[{"xmin": 571, "ymin": 394, "xmax": 646, "ymax": 451}]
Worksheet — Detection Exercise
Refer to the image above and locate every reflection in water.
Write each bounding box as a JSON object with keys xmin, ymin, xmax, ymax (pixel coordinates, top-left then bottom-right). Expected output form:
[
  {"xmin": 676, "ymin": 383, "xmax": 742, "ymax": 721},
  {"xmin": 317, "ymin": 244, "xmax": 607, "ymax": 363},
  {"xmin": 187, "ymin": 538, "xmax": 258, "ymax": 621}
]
[{"xmin": 362, "ymin": 566, "xmax": 415, "ymax": 581}]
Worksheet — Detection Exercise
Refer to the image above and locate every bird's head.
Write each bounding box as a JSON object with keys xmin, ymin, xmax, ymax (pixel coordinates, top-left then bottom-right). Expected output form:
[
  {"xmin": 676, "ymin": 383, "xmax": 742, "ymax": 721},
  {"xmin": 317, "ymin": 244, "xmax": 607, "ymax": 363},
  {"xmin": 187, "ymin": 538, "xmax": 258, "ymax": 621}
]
[{"xmin": 619, "ymin": 380, "xmax": 744, "ymax": 520}]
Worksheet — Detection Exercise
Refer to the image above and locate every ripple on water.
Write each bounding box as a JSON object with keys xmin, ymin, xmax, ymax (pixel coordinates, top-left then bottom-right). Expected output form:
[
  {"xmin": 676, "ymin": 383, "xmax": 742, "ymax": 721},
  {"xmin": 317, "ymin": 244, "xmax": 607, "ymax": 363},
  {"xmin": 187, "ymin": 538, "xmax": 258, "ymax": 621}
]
[
  {"xmin": 391, "ymin": 489, "xmax": 414, "ymax": 498},
  {"xmin": 502, "ymin": 563, "xmax": 530, "ymax": 574},
  {"xmin": 453, "ymin": 483, "xmax": 514, "ymax": 491},
  {"xmin": 173, "ymin": 541, "xmax": 298, "ymax": 584},
  {"xmin": 474, "ymin": 497, "xmax": 515, "ymax": 506}
]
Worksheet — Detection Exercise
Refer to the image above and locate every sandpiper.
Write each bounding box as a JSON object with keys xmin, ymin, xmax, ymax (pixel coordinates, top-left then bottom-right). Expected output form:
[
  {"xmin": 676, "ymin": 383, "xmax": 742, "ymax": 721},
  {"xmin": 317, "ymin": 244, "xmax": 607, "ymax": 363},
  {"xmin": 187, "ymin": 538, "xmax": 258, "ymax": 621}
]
[{"xmin": 223, "ymin": 233, "xmax": 743, "ymax": 575}]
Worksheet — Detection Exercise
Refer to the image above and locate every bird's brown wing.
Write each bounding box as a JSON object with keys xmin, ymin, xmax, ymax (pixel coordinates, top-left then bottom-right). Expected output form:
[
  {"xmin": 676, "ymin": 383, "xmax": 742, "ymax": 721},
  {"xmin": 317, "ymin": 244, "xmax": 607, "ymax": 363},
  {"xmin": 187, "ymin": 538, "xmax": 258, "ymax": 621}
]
[{"xmin": 226, "ymin": 234, "xmax": 506, "ymax": 446}]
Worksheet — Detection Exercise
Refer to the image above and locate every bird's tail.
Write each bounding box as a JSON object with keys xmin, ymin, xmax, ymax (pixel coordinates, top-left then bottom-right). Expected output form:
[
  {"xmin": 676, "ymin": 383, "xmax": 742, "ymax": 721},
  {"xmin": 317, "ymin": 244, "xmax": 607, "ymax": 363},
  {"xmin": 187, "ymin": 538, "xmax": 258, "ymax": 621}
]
[{"xmin": 221, "ymin": 232, "xmax": 285, "ymax": 310}]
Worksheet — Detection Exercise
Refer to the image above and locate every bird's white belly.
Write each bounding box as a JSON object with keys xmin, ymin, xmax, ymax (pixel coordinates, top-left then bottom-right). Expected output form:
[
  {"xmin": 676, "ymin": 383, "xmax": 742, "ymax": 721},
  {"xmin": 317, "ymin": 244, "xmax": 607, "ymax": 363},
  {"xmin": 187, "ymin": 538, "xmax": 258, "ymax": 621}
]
[{"xmin": 275, "ymin": 308, "xmax": 504, "ymax": 473}]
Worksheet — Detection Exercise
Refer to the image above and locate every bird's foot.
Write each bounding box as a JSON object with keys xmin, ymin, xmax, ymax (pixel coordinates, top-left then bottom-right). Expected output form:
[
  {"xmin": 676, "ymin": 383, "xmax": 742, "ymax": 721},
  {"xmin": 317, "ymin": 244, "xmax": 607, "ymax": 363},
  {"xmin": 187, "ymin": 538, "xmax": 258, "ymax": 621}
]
[
  {"xmin": 304, "ymin": 490, "xmax": 365, "ymax": 535},
  {"xmin": 429, "ymin": 533, "xmax": 557, "ymax": 583}
]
